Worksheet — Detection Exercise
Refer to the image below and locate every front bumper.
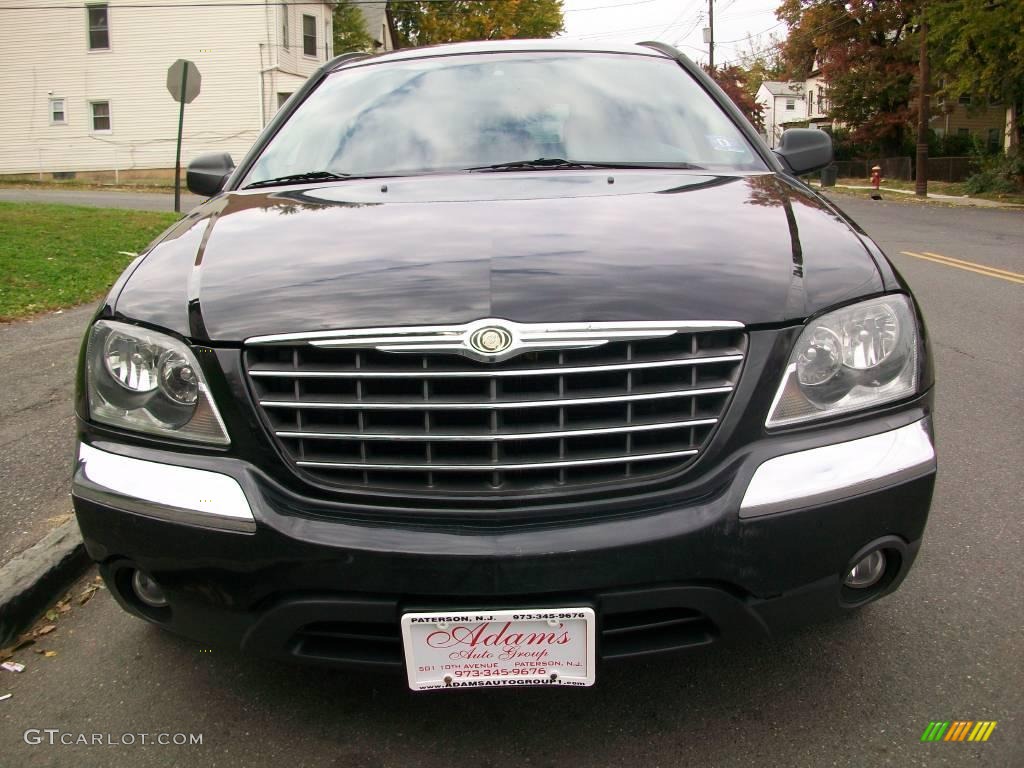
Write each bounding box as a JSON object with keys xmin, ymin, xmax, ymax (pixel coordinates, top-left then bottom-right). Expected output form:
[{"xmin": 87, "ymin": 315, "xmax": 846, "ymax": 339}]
[{"xmin": 72, "ymin": 412, "xmax": 936, "ymax": 669}]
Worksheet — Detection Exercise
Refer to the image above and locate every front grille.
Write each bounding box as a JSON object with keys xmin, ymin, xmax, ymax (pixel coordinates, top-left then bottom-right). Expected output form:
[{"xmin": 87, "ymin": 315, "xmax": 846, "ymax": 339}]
[
  {"xmin": 244, "ymin": 326, "xmax": 746, "ymax": 496},
  {"xmin": 286, "ymin": 607, "xmax": 718, "ymax": 666}
]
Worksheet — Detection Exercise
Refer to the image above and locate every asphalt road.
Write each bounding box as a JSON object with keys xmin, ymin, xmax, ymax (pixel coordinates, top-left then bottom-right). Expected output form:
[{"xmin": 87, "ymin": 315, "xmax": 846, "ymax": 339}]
[
  {"xmin": 1, "ymin": 194, "xmax": 1022, "ymax": 767},
  {"xmin": 0, "ymin": 304, "xmax": 96, "ymax": 564},
  {"xmin": 0, "ymin": 187, "xmax": 204, "ymax": 213}
]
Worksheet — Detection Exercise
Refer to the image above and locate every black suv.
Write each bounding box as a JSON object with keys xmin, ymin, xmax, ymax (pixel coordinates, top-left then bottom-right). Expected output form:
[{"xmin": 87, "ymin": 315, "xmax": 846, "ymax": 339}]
[{"xmin": 73, "ymin": 41, "xmax": 935, "ymax": 691}]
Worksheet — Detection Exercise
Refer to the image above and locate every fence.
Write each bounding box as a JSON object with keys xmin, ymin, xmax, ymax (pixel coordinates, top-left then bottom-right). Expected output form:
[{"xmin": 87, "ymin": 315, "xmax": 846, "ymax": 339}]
[
  {"xmin": 927, "ymin": 156, "xmax": 977, "ymax": 183},
  {"xmin": 832, "ymin": 156, "xmax": 976, "ymax": 183}
]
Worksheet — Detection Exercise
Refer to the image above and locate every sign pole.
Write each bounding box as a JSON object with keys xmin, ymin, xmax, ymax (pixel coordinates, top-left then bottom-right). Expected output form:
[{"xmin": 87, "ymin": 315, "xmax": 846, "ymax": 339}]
[{"xmin": 173, "ymin": 65, "xmax": 189, "ymax": 213}]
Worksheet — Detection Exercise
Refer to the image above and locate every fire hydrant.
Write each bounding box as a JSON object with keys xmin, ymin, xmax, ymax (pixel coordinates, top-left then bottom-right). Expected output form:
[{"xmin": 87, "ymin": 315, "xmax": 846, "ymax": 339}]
[{"xmin": 870, "ymin": 165, "xmax": 882, "ymax": 190}]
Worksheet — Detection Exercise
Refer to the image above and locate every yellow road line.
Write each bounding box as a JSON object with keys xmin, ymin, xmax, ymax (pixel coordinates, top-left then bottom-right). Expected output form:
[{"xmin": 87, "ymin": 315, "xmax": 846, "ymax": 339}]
[
  {"xmin": 921, "ymin": 251, "xmax": 1024, "ymax": 279},
  {"xmin": 900, "ymin": 251, "xmax": 1024, "ymax": 284}
]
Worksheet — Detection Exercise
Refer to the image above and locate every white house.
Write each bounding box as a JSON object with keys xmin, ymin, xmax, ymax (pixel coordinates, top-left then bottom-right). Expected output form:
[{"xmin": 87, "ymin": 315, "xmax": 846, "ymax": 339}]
[
  {"xmin": 802, "ymin": 68, "xmax": 832, "ymax": 130},
  {"xmin": 0, "ymin": 0, "xmax": 394, "ymax": 180},
  {"xmin": 755, "ymin": 81, "xmax": 806, "ymax": 148}
]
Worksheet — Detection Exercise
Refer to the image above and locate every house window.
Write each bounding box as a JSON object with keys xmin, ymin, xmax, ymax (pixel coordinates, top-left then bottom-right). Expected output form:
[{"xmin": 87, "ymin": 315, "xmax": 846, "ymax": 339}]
[
  {"xmin": 958, "ymin": 93, "xmax": 971, "ymax": 105},
  {"xmin": 87, "ymin": 4, "xmax": 109, "ymax": 50},
  {"xmin": 302, "ymin": 14, "xmax": 317, "ymax": 57},
  {"xmin": 785, "ymin": 99, "xmax": 795, "ymax": 111},
  {"xmin": 956, "ymin": 127, "xmax": 970, "ymax": 138},
  {"xmin": 282, "ymin": 5, "xmax": 289, "ymax": 49},
  {"xmin": 90, "ymin": 100, "xmax": 111, "ymax": 132},
  {"xmin": 987, "ymin": 128, "xmax": 1001, "ymax": 151},
  {"xmin": 807, "ymin": 90, "xmax": 813, "ymax": 114},
  {"xmin": 277, "ymin": 92, "xmax": 292, "ymax": 110},
  {"xmin": 325, "ymin": 18, "xmax": 330, "ymax": 58},
  {"xmin": 49, "ymin": 98, "xmax": 67, "ymax": 125}
]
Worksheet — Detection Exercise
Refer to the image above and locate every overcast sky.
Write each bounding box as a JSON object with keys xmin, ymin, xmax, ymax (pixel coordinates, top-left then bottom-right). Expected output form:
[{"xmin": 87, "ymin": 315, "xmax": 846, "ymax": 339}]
[{"xmin": 560, "ymin": 0, "xmax": 785, "ymax": 69}]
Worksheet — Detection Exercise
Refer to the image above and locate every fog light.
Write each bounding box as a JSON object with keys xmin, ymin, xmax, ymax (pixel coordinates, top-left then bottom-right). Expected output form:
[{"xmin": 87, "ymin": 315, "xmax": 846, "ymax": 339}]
[
  {"xmin": 844, "ymin": 550, "xmax": 886, "ymax": 589},
  {"xmin": 131, "ymin": 570, "xmax": 168, "ymax": 608}
]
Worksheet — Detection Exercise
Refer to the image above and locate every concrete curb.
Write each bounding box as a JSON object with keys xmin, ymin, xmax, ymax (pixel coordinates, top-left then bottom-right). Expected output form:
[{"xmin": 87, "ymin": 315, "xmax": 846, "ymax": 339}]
[{"xmin": 0, "ymin": 520, "xmax": 89, "ymax": 647}]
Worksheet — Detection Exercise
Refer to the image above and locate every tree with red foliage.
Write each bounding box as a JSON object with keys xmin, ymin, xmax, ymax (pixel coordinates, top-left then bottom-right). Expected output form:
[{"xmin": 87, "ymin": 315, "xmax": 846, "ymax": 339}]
[
  {"xmin": 777, "ymin": 0, "xmax": 922, "ymax": 153},
  {"xmin": 707, "ymin": 64, "xmax": 765, "ymax": 132}
]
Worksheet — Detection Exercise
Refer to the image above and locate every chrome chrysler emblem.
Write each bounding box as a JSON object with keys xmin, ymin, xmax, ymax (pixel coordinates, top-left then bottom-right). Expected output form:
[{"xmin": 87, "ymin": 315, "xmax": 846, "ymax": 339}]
[
  {"xmin": 469, "ymin": 326, "xmax": 513, "ymax": 355},
  {"xmin": 248, "ymin": 319, "xmax": 746, "ymax": 364}
]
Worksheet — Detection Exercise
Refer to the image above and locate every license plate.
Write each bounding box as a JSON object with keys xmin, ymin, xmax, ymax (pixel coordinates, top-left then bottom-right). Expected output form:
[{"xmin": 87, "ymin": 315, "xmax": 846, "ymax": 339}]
[{"xmin": 400, "ymin": 607, "xmax": 596, "ymax": 691}]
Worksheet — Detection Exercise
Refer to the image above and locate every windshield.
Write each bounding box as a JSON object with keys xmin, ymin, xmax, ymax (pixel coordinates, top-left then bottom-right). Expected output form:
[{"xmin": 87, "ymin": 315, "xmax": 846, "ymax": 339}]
[{"xmin": 247, "ymin": 52, "xmax": 766, "ymax": 184}]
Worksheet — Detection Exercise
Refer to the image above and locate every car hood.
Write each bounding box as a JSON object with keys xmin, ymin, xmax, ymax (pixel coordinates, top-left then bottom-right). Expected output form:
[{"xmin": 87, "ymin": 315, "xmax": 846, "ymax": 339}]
[{"xmin": 115, "ymin": 171, "xmax": 884, "ymax": 342}]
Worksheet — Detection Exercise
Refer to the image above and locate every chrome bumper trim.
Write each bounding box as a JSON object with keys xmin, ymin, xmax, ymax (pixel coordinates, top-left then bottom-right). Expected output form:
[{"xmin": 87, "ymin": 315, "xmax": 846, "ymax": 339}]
[
  {"xmin": 73, "ymin": 443, "xmax": 256, "ymax": 533},
  {"xmin": 739, "ymin": 419, "xmax": 936, "ymax": 518}
]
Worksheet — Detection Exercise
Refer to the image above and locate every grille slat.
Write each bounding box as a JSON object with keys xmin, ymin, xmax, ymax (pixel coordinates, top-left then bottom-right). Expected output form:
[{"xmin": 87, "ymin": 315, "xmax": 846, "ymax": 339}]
[
  {"xmin": 247, "ymin": 354, "xmax": 744, "ymax": 379},
  {"xmin": 296, "ymin": 448, "xmax": 698, "ymax": 472},
  {"xmin": 245, "ymin": 326, "xmax": 746, "ymax": 496},
  {"xmin": 259, "ymin": 385, "xmax": 735, "ymax": 410}
]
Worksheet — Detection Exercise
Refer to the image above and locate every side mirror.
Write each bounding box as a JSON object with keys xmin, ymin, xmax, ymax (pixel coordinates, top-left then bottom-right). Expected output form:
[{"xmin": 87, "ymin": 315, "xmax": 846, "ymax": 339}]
[
  {"xmin": 773, "ymin": 129, "xmax": 833, "ymax": 176},
  {"xmin": 186, "ymin": 153, "xmax": 235, "ymax": 196}
]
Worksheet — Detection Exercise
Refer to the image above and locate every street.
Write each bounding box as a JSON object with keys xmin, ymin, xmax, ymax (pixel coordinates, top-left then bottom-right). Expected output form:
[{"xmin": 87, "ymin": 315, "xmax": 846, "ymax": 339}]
[
  {"xmin": 1, "ymin": 193, "xmax": 1021, "ymax": 767},
  {"xmin": 0, "ymin": 187, "xmax": 204, "ymax": 213},
  {"xmin": 0, "ymin": 304, "xmax": 97, "ymax": 564}
]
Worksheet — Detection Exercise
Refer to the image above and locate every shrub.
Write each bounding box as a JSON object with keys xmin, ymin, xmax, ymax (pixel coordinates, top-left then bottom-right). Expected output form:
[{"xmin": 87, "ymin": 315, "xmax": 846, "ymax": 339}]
[{"xmin": 964, "ymin": 149, "xmax": 1024, "ymax": 194}]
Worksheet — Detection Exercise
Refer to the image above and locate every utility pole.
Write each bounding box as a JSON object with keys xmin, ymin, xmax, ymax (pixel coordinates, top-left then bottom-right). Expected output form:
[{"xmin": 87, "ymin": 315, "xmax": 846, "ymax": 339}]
[
  {"xmin": 707, "ymin": 0, "xmax": 714, "ymax": 71},
  {"xmin": 915, "ymin": 14, "xmax": 929, "ymax": 197}
]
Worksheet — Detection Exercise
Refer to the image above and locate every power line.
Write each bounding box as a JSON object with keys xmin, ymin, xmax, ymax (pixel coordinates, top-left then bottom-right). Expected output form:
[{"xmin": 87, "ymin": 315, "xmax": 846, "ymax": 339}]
[
  {"xmin": 576, "ymin": 16, "xmax": 703, "ymax": 41},
  {"xmin": 566, "ymin": 0, "xmax": 660, "ymax": 13},
  {"xmin": 715, "ymin": 20, "xmax": 785, "ymax": 45},
  {"xmin": 670, "ymin": 13, "xmax": 703, "ymax": 46},
  {"xmin": 715, "ymin": 12, "xmax": 854, "ymax": 69},
  {"xmin": 0, "ymin": 1, "xmax": 519, "ymax": 9},
  {"xmin": 653, "ymin": 0, "xmax": 699, "ymax": 40}
]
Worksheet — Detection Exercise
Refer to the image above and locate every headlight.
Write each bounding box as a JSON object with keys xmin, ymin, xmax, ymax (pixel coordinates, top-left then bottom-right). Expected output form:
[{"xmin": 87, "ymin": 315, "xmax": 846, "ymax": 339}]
[
  {"xmin": 85, "ymin": 320, "xmax": 230, "ymax": 444},
  {"xmin": 766, "ymin": 295, "xmax": 919, "ymax": 428}
]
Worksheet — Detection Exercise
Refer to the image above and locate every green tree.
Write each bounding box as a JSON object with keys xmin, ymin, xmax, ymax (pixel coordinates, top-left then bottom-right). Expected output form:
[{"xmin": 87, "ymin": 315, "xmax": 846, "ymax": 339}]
[
  {"xmin": 334, "ymin": 1, "xmax": 374, "ymax": 54},
  {"xmin": 777, "ymin": 0, "xmax": 922, "ymax": 153},
  {"xmin": 392, "ymin": 0, "xmax": 565, "ymax": 48},
  {"xmin": 926, "ymin": 0, "xmax": 1024, "ymax": 149}
]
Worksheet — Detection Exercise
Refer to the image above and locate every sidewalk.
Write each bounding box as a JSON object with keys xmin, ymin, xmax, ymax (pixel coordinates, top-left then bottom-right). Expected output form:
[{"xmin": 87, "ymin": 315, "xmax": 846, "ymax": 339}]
[{"xmin": 814, "ymin": 182, "xmax": 1024, "ymax": 209}]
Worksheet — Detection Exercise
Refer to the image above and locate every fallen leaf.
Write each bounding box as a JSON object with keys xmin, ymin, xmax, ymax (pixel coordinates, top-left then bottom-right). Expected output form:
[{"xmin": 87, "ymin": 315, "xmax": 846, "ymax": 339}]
[
  {"xmin": 43, "ymin": 651, "xmax": 57, "ymax": 658},
  {"xmin": 45, "ymin": 610, "xmax": 59, "ymax": 621},
  {"xmin": 0, "ymin": 693, "xmax": 12, "ymax": 702},
  {"xmin": 36, "ymin": 625, "xmax": 57, "ymax": 637},
  {"xmin": 78, "ymin": 586, "xmax": 99, "ymax": 606},
  {"xmin": 57, "ymin": 604, "xmax": 72, "ymax": 614},
  {"xmin": 2, "ymin": 637, "xmax": 35, "ymax": 660}
]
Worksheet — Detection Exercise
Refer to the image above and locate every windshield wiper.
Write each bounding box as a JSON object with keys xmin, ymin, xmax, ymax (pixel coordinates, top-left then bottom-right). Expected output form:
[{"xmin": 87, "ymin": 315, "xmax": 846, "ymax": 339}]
[
  {"xmin": 245, "ymin": 170, "xmax": 352, "ymax": 189},
  {"xmin": 466, "ymin": 158, "xmax": 598, "ymax": 172},
  {"xmin": 465, "ymin": 159, "xmax": 706, "ymax": 172}
]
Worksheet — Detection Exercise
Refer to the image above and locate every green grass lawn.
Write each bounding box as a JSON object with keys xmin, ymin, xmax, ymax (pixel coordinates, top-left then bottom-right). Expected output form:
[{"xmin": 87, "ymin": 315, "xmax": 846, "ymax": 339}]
[{"xmin": 0, "ymin": 202, "xmax": 178, "ymax": 321}]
